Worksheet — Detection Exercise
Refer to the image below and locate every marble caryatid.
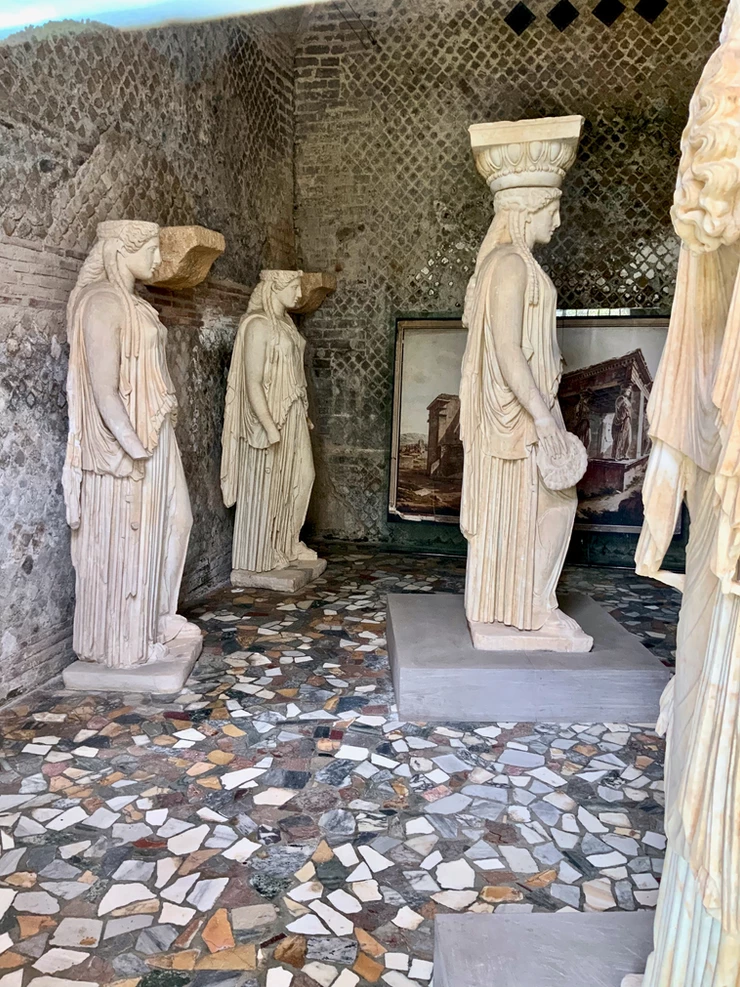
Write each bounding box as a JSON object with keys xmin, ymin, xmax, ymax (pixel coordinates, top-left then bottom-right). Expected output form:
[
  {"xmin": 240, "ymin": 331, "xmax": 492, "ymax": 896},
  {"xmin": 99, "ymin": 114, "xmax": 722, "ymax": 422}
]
[
  {"xmin": 625, "ymin": 3, "xmax": 740, "ymax": 984},
  {"xmin": 221, "ymin": 270, "xmax": 326, "ymax": 592},
  {"xmin": 62, "ymin": 220, "xmax": 201, "ymax": 687},
  {"xmin": 460, "ymin": 116, "xmax": 592, "ymax": 652}
]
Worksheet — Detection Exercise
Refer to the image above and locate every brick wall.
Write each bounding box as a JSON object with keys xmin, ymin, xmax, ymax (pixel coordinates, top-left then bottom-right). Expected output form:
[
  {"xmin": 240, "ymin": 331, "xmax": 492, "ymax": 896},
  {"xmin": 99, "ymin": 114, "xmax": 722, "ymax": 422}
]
[
  {"xmin": 0, "ymin": 16, "xmax": 294, "ymax": 697},
  {"xmin": 294, "ymin": 0, "xmax": 727, "ymax": 552}
]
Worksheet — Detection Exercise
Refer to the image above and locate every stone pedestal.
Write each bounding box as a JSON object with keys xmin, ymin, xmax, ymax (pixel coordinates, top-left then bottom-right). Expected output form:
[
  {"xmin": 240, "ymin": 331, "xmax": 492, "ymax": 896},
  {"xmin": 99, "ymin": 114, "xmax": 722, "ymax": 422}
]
[
  {"xmin": 231, "ymin": 558, "xmax": 327, "ymax": 593},
  {"xmin": 470, "ymin": 613, "xmax": 593, "ymax": 652},
  {"xmin": 434, "ymin": 913, "xmax": 654, "ymax": 987},
  {"xmin": 388, "ymin": 592, "xmax": 671, "ymax": 722},
  {"xmin": 63, "ymin": 623, "xmax": 203, "ymax": 694}
]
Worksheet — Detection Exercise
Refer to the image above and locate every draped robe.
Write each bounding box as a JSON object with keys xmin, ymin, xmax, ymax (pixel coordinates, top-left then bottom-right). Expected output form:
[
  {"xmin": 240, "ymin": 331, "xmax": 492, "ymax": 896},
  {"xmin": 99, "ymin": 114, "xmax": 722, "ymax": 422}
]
[
  {"xmin": 63, "ymin": 283, "xmax": 190, "ymax": 668},
  {"xmin": 460, "ymin": 244, "xmax": 576, "ymax": 630},
  {"xmin": 221, "ymin": 312, "xmax": 314, "ymax": 573},
  {"xmin": 636, "ymin": 243, "xmax": 740, "ymax": 986}
]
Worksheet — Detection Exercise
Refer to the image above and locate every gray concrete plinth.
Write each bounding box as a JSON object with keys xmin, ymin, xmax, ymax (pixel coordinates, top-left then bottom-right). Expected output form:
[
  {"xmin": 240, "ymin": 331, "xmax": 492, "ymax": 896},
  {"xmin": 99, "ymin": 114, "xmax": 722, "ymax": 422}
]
[
  {"xmin": 434, "ymin": 912, "xmax": 654, "ymax": 987},
  {"xmin": 63, "ymin": 624, "xmax": 203, "ymax": 694},
  {"xmin": 231, "ymin": 558, "xmax": 327, "ymax": 592},
  {"xmin": 388, "ymin": 592, "xmax": 671, "ymax": 722}
]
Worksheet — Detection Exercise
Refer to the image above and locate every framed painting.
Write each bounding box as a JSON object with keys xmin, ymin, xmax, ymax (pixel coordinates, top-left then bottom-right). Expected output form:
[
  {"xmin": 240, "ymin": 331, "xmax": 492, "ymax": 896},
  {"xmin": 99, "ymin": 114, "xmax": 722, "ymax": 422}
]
[
  {"xmin": 389, "ymin": 313, "xmax": 671, "ymax": 534},
  {"xmin": 389, "ymin": 318, "xmax": 466, "ymax": 523},
  {"xmin": 557, "ymin": 315, "xmax": 670, "ymax": 532}
]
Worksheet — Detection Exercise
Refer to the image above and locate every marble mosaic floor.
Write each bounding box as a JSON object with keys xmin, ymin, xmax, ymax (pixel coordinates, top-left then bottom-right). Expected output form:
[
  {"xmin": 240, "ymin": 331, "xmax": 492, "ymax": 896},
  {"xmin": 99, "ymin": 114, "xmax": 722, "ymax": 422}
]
[{"xmin": 0, "ymin": 551, "xmax": 675, "ymax": 987}]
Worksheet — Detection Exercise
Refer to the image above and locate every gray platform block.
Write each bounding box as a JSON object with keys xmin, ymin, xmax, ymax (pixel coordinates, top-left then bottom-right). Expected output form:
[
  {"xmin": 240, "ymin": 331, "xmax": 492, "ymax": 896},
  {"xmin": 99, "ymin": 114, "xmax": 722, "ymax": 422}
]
[
  {"xmin": 387, "ymin": 592, "xmax": 670, "ymax": 722},
  {"xmin": 434, "ymin": 912, "xmax": 654, "ymax": 987}
]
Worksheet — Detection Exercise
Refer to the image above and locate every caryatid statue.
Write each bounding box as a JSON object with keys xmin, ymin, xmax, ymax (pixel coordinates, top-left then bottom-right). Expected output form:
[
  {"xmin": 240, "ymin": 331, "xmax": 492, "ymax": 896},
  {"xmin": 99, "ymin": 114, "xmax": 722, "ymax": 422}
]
[
  {"xmin": 624, "ymin": 2, "xmax": 740, "ymax": 984},
  {"xmin": 62, "ymin": 220, "xmax": 201, "ymax": 685},
  {"xmin": 221, "ymin": 270, "xmax": 326, "ymax": 591},
  {"xmin": 460, "ymin": 116, "xmax": 592, "ymax": 652}
]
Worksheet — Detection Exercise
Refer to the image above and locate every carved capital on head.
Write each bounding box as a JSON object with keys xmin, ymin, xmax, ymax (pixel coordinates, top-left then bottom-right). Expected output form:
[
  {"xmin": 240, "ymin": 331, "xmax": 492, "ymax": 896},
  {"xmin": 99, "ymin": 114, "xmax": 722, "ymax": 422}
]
[
  {"xmin": 469, "ymin": 115, "xmax": 584, "ymax": 194},
  {"xmin": 290, "ymin": 272, "xmax": 337, "ymax": 314},
  {"xmin": 147, "ymin": 226, "xmax": 226, "ymax": 289}
]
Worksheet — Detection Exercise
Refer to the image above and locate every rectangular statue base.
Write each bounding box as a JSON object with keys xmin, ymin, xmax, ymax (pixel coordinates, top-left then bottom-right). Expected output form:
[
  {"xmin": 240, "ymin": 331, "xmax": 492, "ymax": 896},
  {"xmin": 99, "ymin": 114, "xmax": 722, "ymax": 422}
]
[
  {"xmin": 434, "ymin": 912, "xmax": 654, "ymax": 987},
  {"xmin": 388, "ymin": 592, "xmax": 671, "ymax": 722},
  {"xmin": 62, "ymin": 626, "xmax": 203, "ymax": 695},
  {"xmin": 231, "ymin": 558, "xmax": 327, "ymax": 593},
  {"xmin": 469, "ymin": 615, "xmax": 593, "ymax": 652}
]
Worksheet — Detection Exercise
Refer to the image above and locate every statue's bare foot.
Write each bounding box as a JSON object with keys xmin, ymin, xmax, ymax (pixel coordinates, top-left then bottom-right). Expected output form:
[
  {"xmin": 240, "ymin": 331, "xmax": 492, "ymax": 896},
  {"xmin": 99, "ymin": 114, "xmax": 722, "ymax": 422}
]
[
  {"xmin": 541, "ymin": 608, "xmax": 583, "ymax": 636},
  {"xmin": 158, "ymin": 614, "xmax": 199, "ymax": 644},
  {"xmin": 294, "ymin": 542, "xmax": 319, "ymax": 562},
  {"xmin": 535, "ymin": 608, "xmax": 594, "ymax": 651},
  {"xmin": 147, "ymin": 641, "xmax": 169, "ymax": 663}
]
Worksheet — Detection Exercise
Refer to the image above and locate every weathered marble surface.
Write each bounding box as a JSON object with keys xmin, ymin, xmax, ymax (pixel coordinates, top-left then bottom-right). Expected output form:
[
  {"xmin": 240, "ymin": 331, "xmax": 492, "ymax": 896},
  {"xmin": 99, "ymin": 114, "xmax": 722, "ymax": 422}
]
[
  {"xmin": 628, "ymin": 2, "xmax": 740, "ymax": 983},
  {"xmin": 232, "ymin": 558, "xmax": 328, "ymax": 593},
  {"xmin": 146, "ymin": 225, "xmax": 226, "ymax": 289}
]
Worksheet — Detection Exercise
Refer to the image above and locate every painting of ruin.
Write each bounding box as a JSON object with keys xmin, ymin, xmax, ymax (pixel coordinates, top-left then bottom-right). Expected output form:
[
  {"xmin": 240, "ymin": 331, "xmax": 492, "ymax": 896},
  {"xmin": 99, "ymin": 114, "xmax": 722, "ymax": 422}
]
[
  {"xmin": 558, "ymin": 316, "xmax": 670, "ymax": 531},
  {"xmin": 389, "ymin": 319, "xmax": 467, "ymax": 522},
  {"xmin": 390, "ymin": 315, "xmax": 670, "ymax": 531}
]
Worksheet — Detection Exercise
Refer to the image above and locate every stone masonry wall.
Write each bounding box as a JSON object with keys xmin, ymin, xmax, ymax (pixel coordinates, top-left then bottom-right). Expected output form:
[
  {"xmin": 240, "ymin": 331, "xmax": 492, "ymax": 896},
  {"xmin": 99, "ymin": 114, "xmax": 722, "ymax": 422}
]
[
  {"xmin": 0, "ymin": 16, "xmax": 295, "ymax": 697},
  {"xmin": 294, "ymin": 0, "xmax": 727, "ymax": 553}
]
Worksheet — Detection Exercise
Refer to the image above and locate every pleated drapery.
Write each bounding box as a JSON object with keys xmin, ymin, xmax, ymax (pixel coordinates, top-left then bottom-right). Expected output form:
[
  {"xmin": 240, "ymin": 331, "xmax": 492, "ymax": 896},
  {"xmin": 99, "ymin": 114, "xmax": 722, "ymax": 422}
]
[
  {"xmin": 232, "ymin": 399, "xmax": 314, "ymax": 572},
  {"xmin": 71, "ymin": 418, "xmax": 182, "ymax": 667},
  {"xmin": 64, "ymin": 287, "xmax": 186, "ymax": 669},
  {"xmin": 461, "ymin": 246, "xmax": 575, "ymax": 631},
  {"xmin": 222, "ymin": 310, "xmax": 315, "ymax": 574}
]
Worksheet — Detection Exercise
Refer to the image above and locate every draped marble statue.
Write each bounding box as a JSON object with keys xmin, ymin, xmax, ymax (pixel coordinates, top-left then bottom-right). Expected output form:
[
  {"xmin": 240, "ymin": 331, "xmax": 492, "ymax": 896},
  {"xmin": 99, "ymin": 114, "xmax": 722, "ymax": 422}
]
[
  {"xmin": 221, "ymin": 270, "xmax": 326, "ymax": 592},
  {"xmin": 625, "ymin": 3, "xmax": 740, "ymax": 983},
  {"xmin": 62, "ymin": 220, "xmax": 202, "ymax": 691},
  {"xmin": 460, "ymin": 117, "xmax": 592, "ymax": 652}
]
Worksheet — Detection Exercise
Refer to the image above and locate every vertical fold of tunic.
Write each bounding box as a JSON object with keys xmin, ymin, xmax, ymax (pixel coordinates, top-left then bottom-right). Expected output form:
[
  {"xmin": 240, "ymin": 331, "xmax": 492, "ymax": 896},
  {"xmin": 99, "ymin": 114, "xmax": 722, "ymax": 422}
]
[
  {"xmin": 465, "ymin": 455, "xmax": 537, "ymax": 626},
  {"xmin": 644, "ymin": 850, "xmax": 740, "ymax": 987},
  {"xmin": 71, "ymin": 418, "xmax": 176, "ymax": 667}
]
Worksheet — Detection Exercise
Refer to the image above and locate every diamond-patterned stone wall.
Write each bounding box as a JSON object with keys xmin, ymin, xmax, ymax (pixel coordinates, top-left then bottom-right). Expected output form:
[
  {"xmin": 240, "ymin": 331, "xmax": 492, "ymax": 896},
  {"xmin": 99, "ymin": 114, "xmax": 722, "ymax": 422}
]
[
  {"xmin": 0, "ymin": 16, "xmax": 295, "ymax": 696},
  {"xmin": 295, "ymin": 0, "xmax": 726, "ymax": 545}
]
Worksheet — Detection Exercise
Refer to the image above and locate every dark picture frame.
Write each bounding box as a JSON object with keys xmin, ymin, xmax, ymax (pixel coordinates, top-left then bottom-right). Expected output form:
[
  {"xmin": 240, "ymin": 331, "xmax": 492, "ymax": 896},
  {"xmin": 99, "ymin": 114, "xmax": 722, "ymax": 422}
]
[{"xmin": 388, "ymin": 313, "xmax": 671, "ymax": 534}]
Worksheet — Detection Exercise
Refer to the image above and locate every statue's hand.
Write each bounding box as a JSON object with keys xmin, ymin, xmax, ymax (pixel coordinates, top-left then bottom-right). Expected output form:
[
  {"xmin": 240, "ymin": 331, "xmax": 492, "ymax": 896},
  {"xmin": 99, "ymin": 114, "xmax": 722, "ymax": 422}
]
[
  {"xmin": 535, "ymin": 415, "xmax": 568, "ymax": 459},
  {"xmin": 265, "ymin": 423, "xmax": 281, "ymax": 446},
  {"xmin": 122, "ymin": 434, "xmax": 151, "ymax": 461}
]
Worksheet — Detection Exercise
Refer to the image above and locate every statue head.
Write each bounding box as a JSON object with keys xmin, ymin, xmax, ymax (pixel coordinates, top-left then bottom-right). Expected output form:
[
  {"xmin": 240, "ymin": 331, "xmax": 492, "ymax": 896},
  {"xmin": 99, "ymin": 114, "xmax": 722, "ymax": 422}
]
[
  {"xmin": 95, "ymin": 220, "xmax": 161, "ymax": 280},
  {"xmin": 247, "ymin": 270, "xmax": 304, "ymax": 322},
  {"xmin": 492, "ymin": 187, "xmax": 562, "ymax": 248},
  {"xmin": 68, "ymin": 220, "xmax": 161, "ymax": 329},
  {"xmin": 673, "ymin": 18, "xmax": 740, "ymax": 252}
]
